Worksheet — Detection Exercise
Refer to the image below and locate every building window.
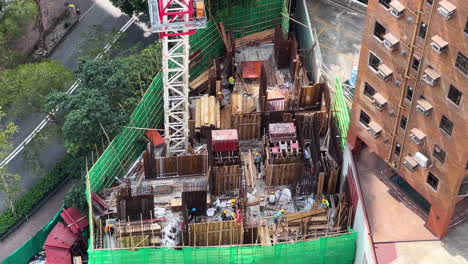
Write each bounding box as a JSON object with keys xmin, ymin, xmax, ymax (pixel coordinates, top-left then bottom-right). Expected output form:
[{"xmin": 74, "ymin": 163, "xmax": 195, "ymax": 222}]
[
  {"xmin": 406, "ymin": 86, "xmax": 414, "ymax": 101},
  {"xmin": 412, "ymin": 56, "xmax": 421, "ymax": 71},
  {"xmin": 426, "ymin": 172, "xmax": 439, "ymax": 191},
  {"xmin": 364, "ymin": 82, "xmax": 376, "ymax": 98},
  {"xmin": 433, "ymin": 145, "xmax": 446, "ymax": 163},
  {"xmin": 455, "ymin": 52, "xmax": 468, "ymax": 75},
  {"xmin": 447, "ymin": 85, "xmax": 462, "ymax": 106},
  {"xmin": 459, "ymin": 178, "xmax": 468, "ymax": 196},
  {"xmin": 426, "ymin": 0, "xmax": 433, "ymax": 5},
  {"xmin": 395, "ymin": 143, "xmax": 401, "ymax": 156},
  {"xmin": 418, "ymin": 22, "xmax": 428, "ymax": 39},
  {"xmin": 465, "ymin": 19, "xmax": 468, "ymax": 34},
  {"xmin": 369, "ymin": 53, "xmax": 381, "ymax": 71},
  {"xmin": 379, "ymin": 0, "xmax": 391, "ymax": 9},
  {"xmin": 439, "ymin": 115, "xmax": 454, "ymax": 135},
  {"xmin": 400, "ymin": 115, "xmax": 407, "ymax": 130},
  {"xmin": 374, "ymin": 22, "xmax": 386, "ymax": 41},
  {"xmin": 359, "ymin": 110, "xmax": 371, "ymax": 126}
]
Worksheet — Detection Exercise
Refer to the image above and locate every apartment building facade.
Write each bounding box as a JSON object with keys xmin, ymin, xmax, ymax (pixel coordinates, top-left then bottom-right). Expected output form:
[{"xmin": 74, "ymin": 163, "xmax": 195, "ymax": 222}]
[{"xmin": 347, "ymin": 0, "xmax": 467, "ymax": 238}]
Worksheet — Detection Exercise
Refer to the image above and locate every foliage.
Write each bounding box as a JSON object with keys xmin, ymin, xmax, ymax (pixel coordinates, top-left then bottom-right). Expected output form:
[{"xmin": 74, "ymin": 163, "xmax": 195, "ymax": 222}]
[
  {"xmin": 46, "ymin": 43, "xmax": 162, "ymax": 153},
  {"xmin": 0, "ymin": 153, "xmax": 83, "ymax": 236},
  {"xmin": 63, "ymin": 178, "xmax": 88, "ymax": 213},
  {"xmin": 0, "ymin": 107, "xmax": 21, "ymax": 215},
  {"xmin": 0, "ymin": 0, "xmax": 39, "ymax": 68},
  {"xmin": 0, "ymin": 60, "xmax": 74, "ymax": 117},
  {"xmin": 109, "ymin": 0, "xmax": 148, "ymax": 16}
]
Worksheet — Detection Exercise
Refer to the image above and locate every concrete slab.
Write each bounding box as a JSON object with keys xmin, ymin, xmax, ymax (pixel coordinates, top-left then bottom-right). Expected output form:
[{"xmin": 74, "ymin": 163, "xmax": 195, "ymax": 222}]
[
  {"xmin": 306, "ymin": 0, "xmax": 365, "ymax": 82},
  {"xmin": 356, "ymin": 147, "xmax": 437, "ymax": 242}
]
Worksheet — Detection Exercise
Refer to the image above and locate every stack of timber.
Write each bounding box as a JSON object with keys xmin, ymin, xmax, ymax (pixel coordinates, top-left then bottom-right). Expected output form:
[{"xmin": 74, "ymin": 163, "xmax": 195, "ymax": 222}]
[
  {"xmin": 242, "ymin": 150, "xmax": 256, "ymax": 187},
  {"xmin": 235, "ymin": 28, "xmax": 275, "ymax": 48},
  {"xmin": 190, "ymin": 65, "xmax": 215, "ymax": 91},
  {"xmin": 194, "ymin": 95, "xmax": 221, "ymax": 128}
]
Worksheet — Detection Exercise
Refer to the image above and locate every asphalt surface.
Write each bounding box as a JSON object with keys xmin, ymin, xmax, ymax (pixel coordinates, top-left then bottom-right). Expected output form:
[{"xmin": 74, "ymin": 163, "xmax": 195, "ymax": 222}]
[{"xmin": 0, "ymin": 0, "xmax": 156, "ymax": 212}]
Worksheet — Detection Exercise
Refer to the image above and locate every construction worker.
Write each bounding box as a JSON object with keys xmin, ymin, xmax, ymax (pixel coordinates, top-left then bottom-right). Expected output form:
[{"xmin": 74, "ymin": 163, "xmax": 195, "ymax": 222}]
[
  {"xmin": 221, "ymin": 210, "xmax": 229, "ymax": 221},
  {"xmin": 268, "ymin": 191, "xmax": 276, "ymax": 204},
  {"xmin": 189, "ymin": 207, "xmax": 197, "ymax": 222},
  {"xmin": 321, "ymin": 198, "xmax": 330, "ymax": 208},
  {"xmin": 304, "ymin": 149, "xmax": 311, "ymax": 165},
  {"xmin": 274, "ymin": 209, "xmax": 286, "ymax": 224},
  {"xmin": 230, "ymin": 199, "xmax": 237, "ymax": 211},
  {"xmin": 105, "ymin": 224, "xmax": 114, "ymax": 236},
  {"xmin": 254, "ymin": 153, "xmax": 262, "ymax": 173},
  {"xmin": 217, "ymin": 91, "xmax": 224, "ymax": 102},
  {"xmin": 228, "ymin": 76, "xmax": 235, "ymax": 91}
]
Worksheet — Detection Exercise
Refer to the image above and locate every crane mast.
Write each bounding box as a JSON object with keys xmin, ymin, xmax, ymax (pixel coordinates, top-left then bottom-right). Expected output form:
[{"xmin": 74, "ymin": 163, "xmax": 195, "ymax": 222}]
[{"xmin": 148, "ymin": 0, "xmax": 206, "ymax": 156}]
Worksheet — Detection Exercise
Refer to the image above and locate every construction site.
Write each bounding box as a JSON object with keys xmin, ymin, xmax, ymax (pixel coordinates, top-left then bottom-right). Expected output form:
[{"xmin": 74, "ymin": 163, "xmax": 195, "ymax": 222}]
[{"xmin": 84, "ymin": 0, "xmax": 357, "ymax": 263}]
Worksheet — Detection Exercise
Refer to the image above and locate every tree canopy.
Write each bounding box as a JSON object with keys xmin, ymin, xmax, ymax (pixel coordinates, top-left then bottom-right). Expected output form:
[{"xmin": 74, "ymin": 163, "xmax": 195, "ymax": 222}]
[
  {"xmin": 0, "ymin": 60, "xmax": 74, "ymax": 117},
  {"xmin": 0, "ymin": 0, "xmax": 39, "ymax": 68},
  {"xmin": 109, "ymin": 0, "xmax": 148, "ymax": 16},
  {"xmin": 0, "ymin": 107, "xmax": 21, "ymax": 215},
  {"xmin": 47, "ymin": 43, "xmax": 162, "ymax": 153}
]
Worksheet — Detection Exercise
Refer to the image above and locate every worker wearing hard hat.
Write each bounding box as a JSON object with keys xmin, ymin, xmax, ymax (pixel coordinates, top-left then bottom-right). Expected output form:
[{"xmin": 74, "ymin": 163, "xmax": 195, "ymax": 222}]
[
  {"xmin": 254, "ymin": 152, "xmax": 262, "ymax": 173},
  {"xmin": 230, "ymin": 199, "xmax": 237, "ymax": 211},
  {"xmin": 228, "ymin": 76, "xmax": 235, "ymax": 91},
  {"xmin": 274, "ymin": 209, "xmax": 286, "ymax": 224},
  {"xmin": 221, "ymin": 210, "xmax": 229, "ymax": 221},
  {"xmin": 105, "ymin": 224, "xmax": 115, "ymax": 236},
  {"xmin": 217, "ymin": 91, "xmax": 224, "ymax": 102}
]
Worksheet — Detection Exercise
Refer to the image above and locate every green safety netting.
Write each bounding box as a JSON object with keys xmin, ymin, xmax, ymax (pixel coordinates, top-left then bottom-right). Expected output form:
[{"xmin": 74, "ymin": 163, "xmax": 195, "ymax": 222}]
[
  {"xmin": 88, "ymin": 231, "xmax": 357, "ymax": 264},
  {"xmin": 333, "ymin": 77, "xmax": 351, "ymax": 149},
  {"xmin": 1, "ymin": 208, "xmax": 63, "ymax": 264}
]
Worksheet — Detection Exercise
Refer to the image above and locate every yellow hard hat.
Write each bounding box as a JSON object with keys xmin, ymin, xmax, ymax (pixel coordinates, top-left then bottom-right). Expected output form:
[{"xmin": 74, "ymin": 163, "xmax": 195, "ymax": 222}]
[
  {"xmin": 231, "ymin": 199, "xmax": 236, "ymax": 203},
  {"xmin": 224, "ymin": 210, "xmax": 228, "ymax": 214},
  {"xmin": 231, "ymin": 213, "xmax": 236, "ymax": 217},
  {"xmin": 217, "ymin": 91, "xmax": 222, "ymax": 95},
  {"xmin": 280, "ymin": 209, "xmax": 285, "ymax": 213}
]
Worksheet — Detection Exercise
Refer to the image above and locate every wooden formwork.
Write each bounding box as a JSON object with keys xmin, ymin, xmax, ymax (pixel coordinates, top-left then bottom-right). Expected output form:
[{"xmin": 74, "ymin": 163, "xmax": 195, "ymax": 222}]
[
  {"xmin": 264, "ymin": 162, "xmax": 302, "ymax": 186},
  {"xmin": 232, "ymin": 113, "xmax": 261, "ymax": 140},
  {"xmin": 146, "ymin": 155, "xmax": 208, "ymax": 179},
  {"xmin": 211, "ymin": 165, "xmax": 242, "ymax": 195},
  {"xmin": 296, "ymin": 111, "xmax": 328, "ymax": 139},
  {"xmin": 299, "ymin": 84, "xmax": 322, "ymax": 108},
  {"xmin": 188, "ymin": 221, "xmax": 243, "ymax": 246}
]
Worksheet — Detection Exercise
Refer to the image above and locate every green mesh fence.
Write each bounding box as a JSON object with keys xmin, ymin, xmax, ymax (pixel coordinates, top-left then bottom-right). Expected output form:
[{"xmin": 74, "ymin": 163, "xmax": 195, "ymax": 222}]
[
  {"xmin": 332, "ymin": 77, "xmax": 351, "ymax": 149},
  {"xmin": 1, "ymin": 208, "xmax": 63, "ymax": 264},
  {"xmin": 89, "ymin": 232, "xmax": 357, "ymax": 264}
]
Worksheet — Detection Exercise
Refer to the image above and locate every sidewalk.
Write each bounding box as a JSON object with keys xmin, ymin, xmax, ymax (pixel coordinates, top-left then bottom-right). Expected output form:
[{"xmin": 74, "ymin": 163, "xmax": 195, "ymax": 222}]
[{"xmin": 0, "ymin": 181, "xmax": 73, "ymax": 262}]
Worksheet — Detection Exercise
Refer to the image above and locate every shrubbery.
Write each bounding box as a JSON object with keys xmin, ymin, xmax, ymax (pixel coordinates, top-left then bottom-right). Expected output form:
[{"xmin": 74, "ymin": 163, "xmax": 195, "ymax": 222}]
[{"xmin": 0, "ymin": 154, "xmax": 83, "ymax": 236}]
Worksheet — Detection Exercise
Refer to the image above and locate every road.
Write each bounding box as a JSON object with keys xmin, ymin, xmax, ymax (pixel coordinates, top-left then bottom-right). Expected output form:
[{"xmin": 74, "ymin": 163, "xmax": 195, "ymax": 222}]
[{"xmin": 0, "ymin": 0, "xmax": 156, "ymax": 212}]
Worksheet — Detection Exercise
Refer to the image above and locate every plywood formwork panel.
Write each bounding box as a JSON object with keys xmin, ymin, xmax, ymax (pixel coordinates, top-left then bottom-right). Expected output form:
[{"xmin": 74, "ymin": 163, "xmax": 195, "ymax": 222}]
[
  {"xmin": 232, "ymin": 113, "xmax": 261, "ymax": 140},
  {"xmin": 211, "ymin": 165, "xmax": 242, "ymax": 195},
  {"xmin": 188, "ymin": 221, "xmax": 243, "ymax": 246},
  {"xmin": 264, "ymin": 162, "xmax": 301, "ymax": 186}
]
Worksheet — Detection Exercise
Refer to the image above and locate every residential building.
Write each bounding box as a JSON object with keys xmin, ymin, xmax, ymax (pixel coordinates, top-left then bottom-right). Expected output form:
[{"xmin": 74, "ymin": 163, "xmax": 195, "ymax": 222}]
[{"xmin": 347, "ymin": 0, "xmax": 468, "ymax": 238}]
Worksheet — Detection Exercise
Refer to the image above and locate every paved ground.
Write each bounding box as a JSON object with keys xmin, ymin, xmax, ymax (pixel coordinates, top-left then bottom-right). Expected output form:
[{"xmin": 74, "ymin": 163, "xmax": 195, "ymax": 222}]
[
  {"xmin": 0, "ymin": 180, "xmax": 74, "ymax": 262},
  {"xmin": 0, "ymin": 0, "xmax": 156, "ymax": 212},
  {"xmin": 306, "ymin": 0, "xmax": 365, "ymax": 82},
  {"xmin": 356, "ymin": 147, "xmax": 468, "ymax": 264},
  {"xmin": 356, "ymin": 147, "xmax": 437, "ymax": 242}
]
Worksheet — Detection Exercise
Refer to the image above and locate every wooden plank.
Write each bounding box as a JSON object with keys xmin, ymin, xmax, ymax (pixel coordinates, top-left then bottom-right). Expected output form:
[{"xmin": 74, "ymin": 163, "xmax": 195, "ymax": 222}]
[
  {"xmin": 285, "ymin": 208, "xmax": 326, "ymax": 222},
  {"xmin": 235, "ymin": 29, "xmax": 275, "ymax": 48},
  {"xmin": 203, "ymin": 95, "xmax": 209, "ymax": 126},
  {"xmin": 195, "ymin": 98, "xmax": 202, "ymax": 128},
  {"xmin": 219, "ymin": 23, "xmax": 230, "ymax": 52},
  {"xmin": 209, "ymin": 96, "xmax": 216, "ymax": 126},
  {"xmin": 317, "ymin": 172, "xmax": 325, "ymax": 201},
  {"xmin": 216, "ymin": 100, "xmax": 221, "ymax": 128}
]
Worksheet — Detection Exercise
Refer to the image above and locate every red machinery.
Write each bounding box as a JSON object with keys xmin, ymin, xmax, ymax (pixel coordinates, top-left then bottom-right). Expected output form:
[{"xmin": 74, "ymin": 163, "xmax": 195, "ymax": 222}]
[
  {"xmin": 211, "ymin": 129, "xmax": 239, "ymax": 152},
  {"xmin": 269, "ymin": 123, "xmax": 296, "ymax": 143},
  {"xmin": 43, "ymin": 207, "xmax": 88, "ymax": 264}
]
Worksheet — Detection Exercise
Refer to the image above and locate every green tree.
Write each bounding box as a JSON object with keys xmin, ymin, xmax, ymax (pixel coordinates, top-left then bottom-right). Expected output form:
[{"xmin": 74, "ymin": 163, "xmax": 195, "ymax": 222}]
[
  {"xmin": 109, "ymin": 0, "xmax": 148, "ymax": 16},
  {"xmin": 0, "ymin": 107, "xmax": 21, "ymax": 215},
  {"xmin": 0, "ymin": 60, "xmax": 74, "ymax": 118},
  {"xmin": 46, "ymin": 43, "xmax": 162, "ymax": 153},
  {"xmin": 0, "ymin": 0, "xmax": 39, "ymax": 68}
]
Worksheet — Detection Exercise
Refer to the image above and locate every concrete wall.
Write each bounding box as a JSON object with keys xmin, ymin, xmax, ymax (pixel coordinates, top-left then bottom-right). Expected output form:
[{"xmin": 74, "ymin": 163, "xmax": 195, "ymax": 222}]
[
  {"xmin": 341, "ymin": 145, "xmax": 376, "ymax": 264},
  {"xmin": 294, "ymin": 0, "xmax": 322, "ymax": 83}
]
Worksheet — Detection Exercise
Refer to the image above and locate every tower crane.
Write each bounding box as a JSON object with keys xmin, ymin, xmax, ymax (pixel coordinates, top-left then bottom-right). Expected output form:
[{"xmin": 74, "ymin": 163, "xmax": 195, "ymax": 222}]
[{"xmin": 148, "ymin": 0, "xmax": 207, "ymax": 156}]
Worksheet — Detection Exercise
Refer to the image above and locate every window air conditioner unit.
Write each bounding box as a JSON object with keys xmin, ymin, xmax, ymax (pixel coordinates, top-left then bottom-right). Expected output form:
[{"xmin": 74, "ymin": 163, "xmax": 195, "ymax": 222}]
[
  {"xmin": 367, "ymin": 121, "xmax": 382, "ymax": 138},
  {"xmin": 410, "ymin": 134, "xmax": 423, "ymax": 145},
  {"xmin": 416, "ymin": 105, "xmax": 431, "ymax": 115},
  {"xmin": 438, "ymin": 7, "xmax": 454, "ymax": 19},
  {"xmin": 414, "ymin": 152, "xmax": 429, "ymax": 167},
  {"xmin": 377, "ymin": 64, "xmax": 392, "ymax": 82},
  {"xmin": 409, "ymin": 128, "xmax": 426, "ymax": 145},
  {"xmin": 383, "ymin": 33, "xmax": 399, "ymax": 51},
  {"xmin": 422, "ymin": 74, "xmax": 437, "ymax": 86},
  {"xmin": 390, "ymin": 8, "xmax": 403, "ymax": 18},
  {"xmin": 403, "ymin": 156, "xmax": 418, "ymax": 170},
  {"xmin": 431, "ymin": 42, "xmax": 447, "ymax": 54},
  {"xmin": 372, "ymin": 93, "xmax": 387, "ymax": 111}
]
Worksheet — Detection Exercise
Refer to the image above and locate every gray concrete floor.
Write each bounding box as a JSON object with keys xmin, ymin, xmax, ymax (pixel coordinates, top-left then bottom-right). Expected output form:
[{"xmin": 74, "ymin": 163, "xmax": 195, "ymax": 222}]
[{"xmin": 306, "ymin": 0, "xmax": 365, "ymax": 82}]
